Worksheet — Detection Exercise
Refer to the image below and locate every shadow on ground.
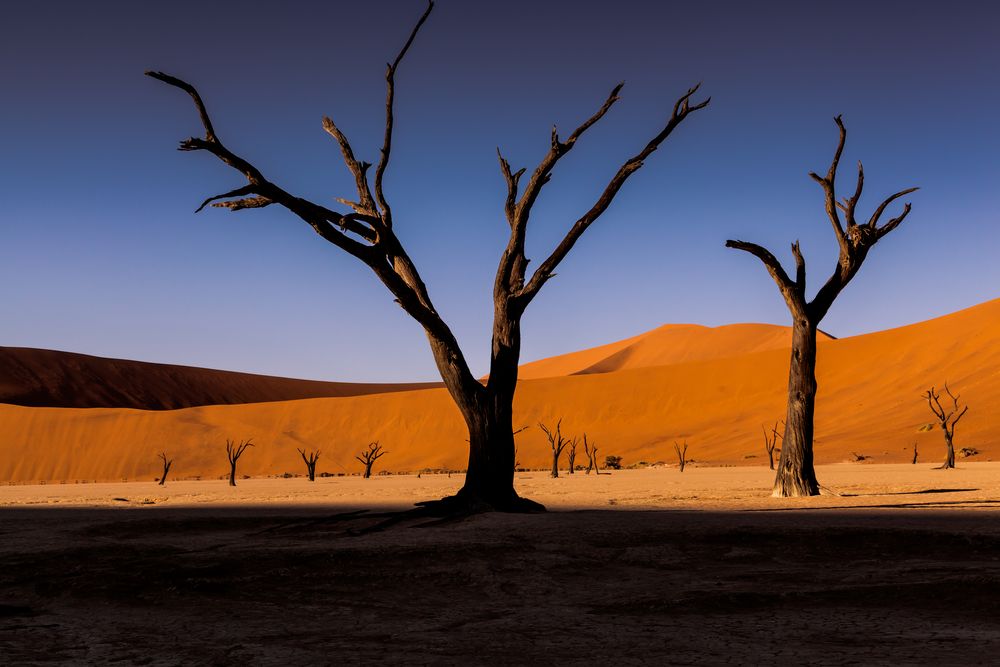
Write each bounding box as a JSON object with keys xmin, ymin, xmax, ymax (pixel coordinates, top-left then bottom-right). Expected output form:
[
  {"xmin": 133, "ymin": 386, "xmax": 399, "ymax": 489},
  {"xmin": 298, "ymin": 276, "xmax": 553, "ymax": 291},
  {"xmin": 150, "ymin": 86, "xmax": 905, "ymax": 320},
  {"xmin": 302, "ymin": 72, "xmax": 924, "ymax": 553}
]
[{"xmin": 2, "ymin": 505, "xmax": 999, "ymax": 665}]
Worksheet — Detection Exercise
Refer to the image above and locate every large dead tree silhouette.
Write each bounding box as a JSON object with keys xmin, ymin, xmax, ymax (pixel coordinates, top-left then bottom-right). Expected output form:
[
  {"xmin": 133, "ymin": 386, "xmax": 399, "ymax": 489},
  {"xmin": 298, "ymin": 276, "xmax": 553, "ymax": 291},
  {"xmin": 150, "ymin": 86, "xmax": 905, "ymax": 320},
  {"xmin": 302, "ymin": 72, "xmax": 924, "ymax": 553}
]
[
  {"xmin": 297, "ymin": 448, "xmax": 320, "ymax": 481},
  {"xmin": 539, "ymin": 421, "xmax": 570, "ymax": 479},
  {"xmin": 924, "ymin": 384, "xmax": 969, "ymax": 469},
  {"xmin": 356, "ymin": 442, "xmax": 387, "ymax": 479},
  {"xmin": 226, "ymin": 439, "xmax": 253, "ymax": 487},
  {"xmin": 726, "ymin": 117, "xmax": 917, "ymax": 497},
  {"xmin": 567, "ymin": 437, "xmax": 578, "ymax": 475},
  {"xmin": 146, "ymin": 1, "xmax": 708, "ymax": 512},
  {"xmin": 582, "ymin": 434, "xmax": 600, "ymax": 475},
  {"xmin": 157, "ymin": 452, "xmax": 172, "ymax": 486}
]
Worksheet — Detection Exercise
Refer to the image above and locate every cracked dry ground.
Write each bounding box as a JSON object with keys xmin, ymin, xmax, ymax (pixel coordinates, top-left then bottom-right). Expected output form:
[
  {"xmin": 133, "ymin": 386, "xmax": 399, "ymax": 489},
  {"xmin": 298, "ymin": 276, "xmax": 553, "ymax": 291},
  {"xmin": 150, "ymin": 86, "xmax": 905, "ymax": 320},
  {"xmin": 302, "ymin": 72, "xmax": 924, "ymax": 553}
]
[{"xmin": 1, "ymin": 507, "xmax": 999, "ymax": 665}]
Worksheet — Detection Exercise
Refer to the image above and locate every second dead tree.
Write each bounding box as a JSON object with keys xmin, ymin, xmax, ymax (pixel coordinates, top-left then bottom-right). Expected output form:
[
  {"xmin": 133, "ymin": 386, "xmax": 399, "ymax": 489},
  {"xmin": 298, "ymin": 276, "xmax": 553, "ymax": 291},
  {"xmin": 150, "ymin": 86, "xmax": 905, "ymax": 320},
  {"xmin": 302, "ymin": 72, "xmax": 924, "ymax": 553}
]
[
  {"xmin": 912, "ymin": 442, "xmax": 919, "ymax": 465},
  {"xmin": 674, "ymin": 441, "xmax": 689, "ymax": 472},
  {"xmin": 566, "ymin": 437, "xmax": 578, "ymax": 474},
  {"xmin": 157, "ymin": 452, "xmax": 173, "ymax": 486},
  {"xmin": 226, "ymin": 439, "xmax": 253, "ymax": 487},
  {"xmin": 727, "ymin": 117, "xmax": 917, "ymax": 497},
  {"xmin": 356, "ymin": 441, "xmax": 387, "ymax": 479},
  {"xmin": 297, "ymin": 448, "xmax": 321, "ymax": 481},
  {"xmin": 539, "ymin": 420, "xmax": 570, "ymax": 479},
  {"xmin": 924, "ymin": 384, "xmax": 969, "ymax": 470}
]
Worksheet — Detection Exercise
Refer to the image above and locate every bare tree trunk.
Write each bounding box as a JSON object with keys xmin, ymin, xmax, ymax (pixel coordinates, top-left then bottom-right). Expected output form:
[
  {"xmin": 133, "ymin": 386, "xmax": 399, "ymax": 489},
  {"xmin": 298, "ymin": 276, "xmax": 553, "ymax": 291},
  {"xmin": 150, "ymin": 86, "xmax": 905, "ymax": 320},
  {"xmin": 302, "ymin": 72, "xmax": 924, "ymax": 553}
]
[
  {"xmin": 912, "ymin": 442, "xmax": 918, "ymax": 465},
  {"xmin": 774, "ymin": 318, "xmax": 820, "ymax": 497},
  {"xmin": 229, "ymin": 464, "xmax": 237, "ymax": 487},
  {"xmin": 363, "ymin": 463, "xmax": 373, "ymax": 479},
  {"xmin": 940, "ymin": 431, "xmax": 956, "ymax": 469},
  {"xmin": 567, "ymin": 444, "xmax": 576, "ymax": 475}
]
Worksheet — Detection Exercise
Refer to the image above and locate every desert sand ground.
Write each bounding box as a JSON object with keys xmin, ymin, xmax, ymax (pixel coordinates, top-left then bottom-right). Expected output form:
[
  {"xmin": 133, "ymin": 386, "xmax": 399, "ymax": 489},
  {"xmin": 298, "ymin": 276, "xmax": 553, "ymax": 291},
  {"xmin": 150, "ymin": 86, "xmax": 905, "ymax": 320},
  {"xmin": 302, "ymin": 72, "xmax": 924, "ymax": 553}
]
[{"xmin": 2, "ymin": 465, "xmax": 999, "ymax": 665}]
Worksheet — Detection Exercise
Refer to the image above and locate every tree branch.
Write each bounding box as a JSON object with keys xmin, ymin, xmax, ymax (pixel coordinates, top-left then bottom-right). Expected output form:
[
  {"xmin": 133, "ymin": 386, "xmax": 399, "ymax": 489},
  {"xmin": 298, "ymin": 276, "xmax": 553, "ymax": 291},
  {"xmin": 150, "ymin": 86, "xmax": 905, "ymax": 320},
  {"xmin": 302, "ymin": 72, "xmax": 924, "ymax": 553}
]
[
  {"xmin": 726, "ymin": 239, "xmax": 805, "ymax": 313},
  {"xmin": 808, "ymin": 115, "xmax": 849, "ymax": 253},
  {"xmin": 374, "ymin": 0, "xmax": 434, "ymax": 227},
  {"xmin": 519, "ymin": 83, "xmax": 710, "ymax": 303}
]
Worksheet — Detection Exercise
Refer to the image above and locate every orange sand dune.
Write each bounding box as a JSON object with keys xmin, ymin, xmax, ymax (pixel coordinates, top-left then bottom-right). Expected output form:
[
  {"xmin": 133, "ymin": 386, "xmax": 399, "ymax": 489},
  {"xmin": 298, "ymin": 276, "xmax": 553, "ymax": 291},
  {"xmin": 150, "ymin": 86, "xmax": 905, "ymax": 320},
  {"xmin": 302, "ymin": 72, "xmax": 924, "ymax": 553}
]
[
  {"xmin": 0, "ymin": 299, "xmax": 997, "ymax": 483},
  {"xmin": 517, "ymin": 322, "xmax": 833, "ymax": 379},
  {"xmin": 0, "ymin": 347, "xmax": 439, "ymax": 410}
]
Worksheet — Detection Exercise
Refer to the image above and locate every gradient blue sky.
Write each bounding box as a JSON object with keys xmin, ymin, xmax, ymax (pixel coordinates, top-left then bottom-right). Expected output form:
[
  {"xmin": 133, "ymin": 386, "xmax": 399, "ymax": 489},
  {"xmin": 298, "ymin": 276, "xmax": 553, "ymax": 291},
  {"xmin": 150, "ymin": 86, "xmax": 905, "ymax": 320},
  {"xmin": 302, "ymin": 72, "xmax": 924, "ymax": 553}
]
[{"xmin": 2, "ymin": 1, "xmax": 998, "ymax": 382}]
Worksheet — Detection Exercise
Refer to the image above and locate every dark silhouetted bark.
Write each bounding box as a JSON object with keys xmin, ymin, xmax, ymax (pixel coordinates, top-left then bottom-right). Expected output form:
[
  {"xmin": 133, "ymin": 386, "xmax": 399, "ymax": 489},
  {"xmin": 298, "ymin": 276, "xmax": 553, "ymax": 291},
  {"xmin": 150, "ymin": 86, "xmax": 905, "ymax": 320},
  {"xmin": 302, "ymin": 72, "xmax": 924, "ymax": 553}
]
[
  {"xmin": 539, "ymin": 421, "xmax": 569, "ymax": 479},
  {"xmin": 567, "ymin": 437, "xmax": 578, "ymax": 474},
  {"xmin": 157, "ymin": 452, "xmax": 172, "ymax": 486},
  {"xmin": 147, "ymin": 1, "xmax": 708, "ymax": 512},
  {"xmin": 582, "ymin": 435, "xmax": 599, "ymax": 475},
  {"xmin": 226, "ymin": 439, "xmax": 253, "ymax": 486},
  {"xmin": 763, "ymin": 421, "xmax": 782, "ymax": 471},
  {"xmin": 727, "ymin": 117, "xmax": 917, "ymax": 497},
  {"xmin": 674, "ymin": 441, "xmax": 689, "ymax": 472},
  {"xmin": 912, "ymin": 442, "xmax": 919, "ymax": 465},
  {"xmin": 297, "ymin": 448, "xmax": 320, "ymax": 481},
  {"xmin": 356, "ymin": 441, "xmax": 387, "ymax": 479},
  {"xmin": 924, "ymin": 384, "xmax": 968, "ymax": 470}
]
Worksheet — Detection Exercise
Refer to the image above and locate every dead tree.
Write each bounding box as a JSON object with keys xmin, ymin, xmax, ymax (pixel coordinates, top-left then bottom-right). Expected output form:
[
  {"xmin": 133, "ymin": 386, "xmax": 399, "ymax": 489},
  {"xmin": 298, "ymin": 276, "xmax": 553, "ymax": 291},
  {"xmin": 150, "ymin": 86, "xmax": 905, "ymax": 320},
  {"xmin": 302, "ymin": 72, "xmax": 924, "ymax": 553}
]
[
  {"xmin": 157, "ymin": 452, "xmax": 173, "ymax": 486},
  {"xmin": 146, "ymin": 1, "xmax": 708, "ymax": 512},
  {"xmin": 226, "ymin": 439, "xmax": 253, "ymax": 486},
  {"xmin": 567, "ymin": 437, "xmax": 578, "ymax": 474},
  {"xmin": 582, "ymin": 435, "xmax": 600, "ymax": 475},
  {"xmin": 912, "ymin": 442, "xmax": 919, "ymax": 465},
  {"xmin": 726, "ymin": 117, "xmax": 917, "ymax": 497},
  {"xmin": 762, "ymin": 421, "xmax": 782, "ymax": 471},
  {"xmin": 674, "ymin": 441, "xmax": 689, "ymax": 472},
  {"xmin": 924, "ymin": 384, "xmax": 969, "ymax": 469},
  {"xmin": 356, "ymin": 441, "xmax": 387, "ymax": 479},
  {"xmin": 297, "ymin": 448, "xmax": 321, "ymax": 481},
  {"xmin": 539, "ymin": 421, "xmax": 570, "ymax": 479}
]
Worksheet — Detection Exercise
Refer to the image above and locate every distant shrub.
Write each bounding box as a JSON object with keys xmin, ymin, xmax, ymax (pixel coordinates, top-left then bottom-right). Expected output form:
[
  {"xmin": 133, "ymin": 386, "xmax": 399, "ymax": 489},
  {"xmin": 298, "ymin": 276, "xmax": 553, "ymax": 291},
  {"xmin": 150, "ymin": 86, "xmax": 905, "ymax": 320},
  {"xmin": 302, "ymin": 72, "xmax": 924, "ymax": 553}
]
[
  {"xmin": 604, "ymin": 455, "xmax": 623, "ymax": 470},
  {"xmin": 960, "ymin": 447, "xmax": 979, "ymax": 458}
]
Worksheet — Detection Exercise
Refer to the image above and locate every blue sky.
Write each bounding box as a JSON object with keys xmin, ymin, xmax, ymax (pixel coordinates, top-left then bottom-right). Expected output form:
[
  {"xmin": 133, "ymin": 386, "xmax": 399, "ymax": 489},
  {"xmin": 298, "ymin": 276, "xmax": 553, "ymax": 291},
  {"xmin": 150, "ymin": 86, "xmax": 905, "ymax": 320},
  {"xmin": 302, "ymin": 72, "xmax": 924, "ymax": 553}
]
[{"xmin": 2, "ymin": 1, "xmax": 998, "ymax": 382}]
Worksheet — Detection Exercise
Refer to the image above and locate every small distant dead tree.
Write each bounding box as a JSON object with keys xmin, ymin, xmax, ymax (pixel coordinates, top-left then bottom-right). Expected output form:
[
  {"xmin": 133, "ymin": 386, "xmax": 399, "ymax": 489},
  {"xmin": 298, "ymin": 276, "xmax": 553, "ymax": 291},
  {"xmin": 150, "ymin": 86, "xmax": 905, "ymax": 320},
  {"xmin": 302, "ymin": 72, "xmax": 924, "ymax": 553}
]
[
  {"xmin": 512, "ymin": 426, "xmax": 528, "ymax": 472},
  {"xmin": 226, "ymin": 439, "xmax": 253, "ymax": 486},
  {"xmin": 762, "ymin": 421, "xmax": 782, "ymax": 471},
  {"xmin": 297, "ymin": 448, "xmax": 321, "ymax": 481},
  {"xmin": 727, "ymin": 117, "xmax": 917, "ymax": 497},
  {"xmin": 539, "ymin": 420, "xmax": 570, "ymax": 478},
  {"xmin": 674, "ymin": 441, "xmax": 689, "ymax": 472},
  {"xmin": 157, "ymin": 452, "xmax": 173, "ymax": 486},
  {"xmin": 923, "ymin": 384, "xmax": 969, "ymax": 470},
  {"xmin": 912, "ymin": 442, "xmax": 918, "ymax": 465},
  {"xmin": 356, "ymin": 441, "xmax": 387, "ymax": 479},
  {"xmin": 582, "ymin": 435, "xmax": 600, "ymax": 475},
  {"xmin": 567, "ymin": 437, "xmax": 578, "ymax": 474}
]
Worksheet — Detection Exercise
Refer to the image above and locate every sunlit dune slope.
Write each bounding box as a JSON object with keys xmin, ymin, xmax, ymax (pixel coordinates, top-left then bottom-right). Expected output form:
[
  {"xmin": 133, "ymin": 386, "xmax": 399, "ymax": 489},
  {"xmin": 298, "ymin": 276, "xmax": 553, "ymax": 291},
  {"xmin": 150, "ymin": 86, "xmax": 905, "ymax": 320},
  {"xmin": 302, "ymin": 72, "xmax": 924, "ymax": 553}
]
[
  {"xmin": 518, "ymin": 323, "xmax": 833, "ymax": 379},
  {"xmin": 0, "ymin": 347, "xmax": 439, "ymax": 410},
  {"xmin": 1, "ymin": 299, "xmax": 997, "ymax": 483}
]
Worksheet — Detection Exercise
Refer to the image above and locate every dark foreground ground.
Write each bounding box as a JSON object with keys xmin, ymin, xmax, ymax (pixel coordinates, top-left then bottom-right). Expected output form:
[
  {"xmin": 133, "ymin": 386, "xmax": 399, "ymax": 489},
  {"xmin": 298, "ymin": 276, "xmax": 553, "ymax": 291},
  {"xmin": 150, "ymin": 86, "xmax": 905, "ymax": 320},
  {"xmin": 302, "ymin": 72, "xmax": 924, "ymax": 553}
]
[{"xmin": 1, "ymin": 506, "xmax": 999, "ymax": 665}]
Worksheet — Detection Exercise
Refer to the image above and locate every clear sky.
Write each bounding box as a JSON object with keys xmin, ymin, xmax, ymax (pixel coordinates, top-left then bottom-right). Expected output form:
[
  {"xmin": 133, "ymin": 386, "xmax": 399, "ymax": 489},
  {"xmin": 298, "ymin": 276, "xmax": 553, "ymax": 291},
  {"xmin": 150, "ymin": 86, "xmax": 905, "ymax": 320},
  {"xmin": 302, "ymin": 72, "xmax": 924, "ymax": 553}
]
[{"xmin": 2, "ymin": 1, "xmax": 998, "ymax": 382}]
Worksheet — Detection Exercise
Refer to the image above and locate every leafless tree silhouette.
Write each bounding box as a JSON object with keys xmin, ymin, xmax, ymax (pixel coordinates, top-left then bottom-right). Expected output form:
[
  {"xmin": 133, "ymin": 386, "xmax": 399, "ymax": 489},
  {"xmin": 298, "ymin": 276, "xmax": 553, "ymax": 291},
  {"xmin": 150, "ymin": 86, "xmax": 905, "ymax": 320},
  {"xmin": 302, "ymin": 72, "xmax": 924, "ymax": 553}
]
[
  {"xmin": 297, "ymin": 448, "xmax": 320, "ymax": 481},
  {"xmin": 226, "ymin": 439, "xmax": 253, "ymax": 487},
  {"xmin": 727, "ymin": 117, "xmax": 917, "ymax": 497},
  {"xmin": 539, "ymin": 421, "xmax": 571, "ymax": 479},
  {"xmin": 356, "ymin": 442, "xmax": 387, "ymax": 479},
  {"xmin": 146, "ymin": 1, "xmax": 708, "ymax": 512},
  {"xmin": 674, "ymin": 441, "xmax": 689, "ymax": 472},
  {"xmin": 912, "ymin": 442, "xmax": 919, "ymax": 465},
  {"xmin": 582, "ymin": 435, "xmax": 600, "ymax": 475},
  {"xmin": 762, "ymin": 421, "xmax": 782, "ymax": 471},
  {"xmin": 924, "ymin": 384, "xmax": 969, "ymax": 469},
  {"xmin": 566, "ymin": 437, "xmax": 579, "ymax": 474},
  {"xmin": 157, "ymin": 452, "xmax": 172, "ymax": 486}
]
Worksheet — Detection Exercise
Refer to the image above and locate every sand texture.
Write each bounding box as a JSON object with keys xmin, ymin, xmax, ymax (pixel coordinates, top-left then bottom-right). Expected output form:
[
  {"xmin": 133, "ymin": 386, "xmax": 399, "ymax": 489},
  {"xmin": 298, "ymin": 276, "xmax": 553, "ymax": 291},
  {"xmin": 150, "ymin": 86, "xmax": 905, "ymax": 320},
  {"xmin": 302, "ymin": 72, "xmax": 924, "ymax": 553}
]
[
  {"xmin": 2, "ymin": 467, "xmax": 999, "ymax": 665},
  {"xmin": 1, "ymin": 299, "xmax": 997, "ymax": 483}
]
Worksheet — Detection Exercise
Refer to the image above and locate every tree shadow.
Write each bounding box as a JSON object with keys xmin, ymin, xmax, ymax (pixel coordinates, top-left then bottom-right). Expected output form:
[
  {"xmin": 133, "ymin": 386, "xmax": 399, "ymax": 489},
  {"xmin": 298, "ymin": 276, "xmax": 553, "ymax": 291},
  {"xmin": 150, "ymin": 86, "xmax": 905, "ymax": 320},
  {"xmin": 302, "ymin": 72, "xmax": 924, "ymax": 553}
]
[{"xmin": 839, "ymin": 488, "xmax": 979, "ymax": 498}]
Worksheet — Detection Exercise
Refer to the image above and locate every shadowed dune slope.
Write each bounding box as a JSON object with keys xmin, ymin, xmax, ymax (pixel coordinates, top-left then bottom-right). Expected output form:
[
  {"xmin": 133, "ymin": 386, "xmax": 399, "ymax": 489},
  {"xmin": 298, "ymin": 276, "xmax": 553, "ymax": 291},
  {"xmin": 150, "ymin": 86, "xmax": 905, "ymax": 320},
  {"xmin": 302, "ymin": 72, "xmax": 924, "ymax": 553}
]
[
  {"xmin": 518, "ymin": 323, "xmax": 834, "ymax": 379},
  {"xmin": 0, "ymin": 299, "xmax": 997, "ymax": 482},
  {"xmin": 0, "ymin": 347, "xmax": 439, "ymax": 410}
]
